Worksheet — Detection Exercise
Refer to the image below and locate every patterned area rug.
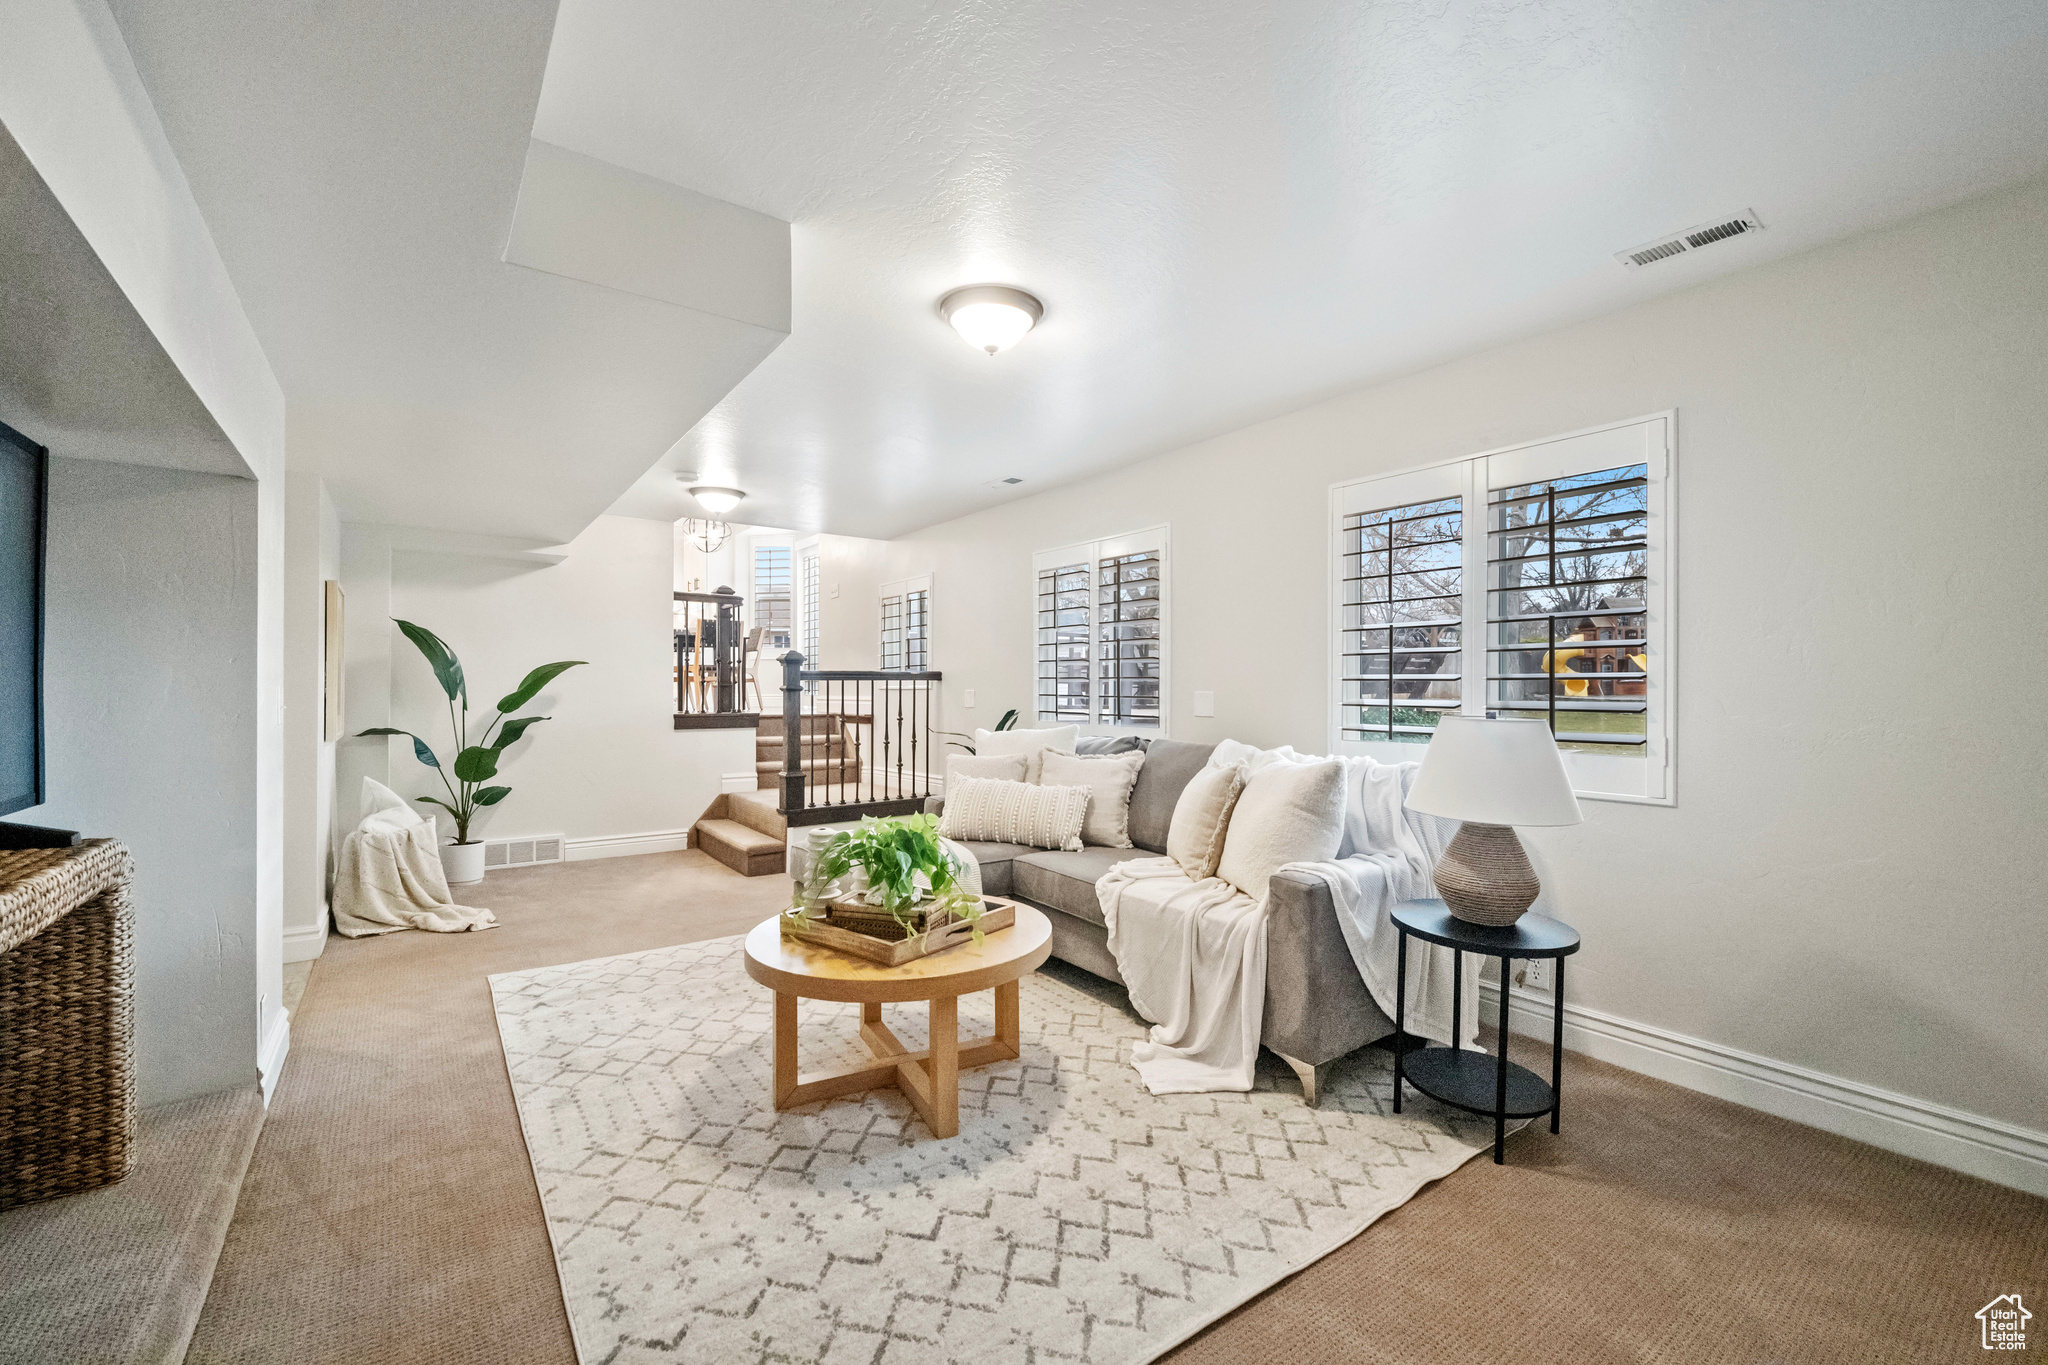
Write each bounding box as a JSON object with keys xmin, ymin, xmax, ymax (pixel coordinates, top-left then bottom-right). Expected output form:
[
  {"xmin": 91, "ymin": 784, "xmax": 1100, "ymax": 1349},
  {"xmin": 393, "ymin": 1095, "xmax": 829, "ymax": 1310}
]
[{"xmin": 490, "ymin": 934, "xmax": 1505, "ymax": 1365}]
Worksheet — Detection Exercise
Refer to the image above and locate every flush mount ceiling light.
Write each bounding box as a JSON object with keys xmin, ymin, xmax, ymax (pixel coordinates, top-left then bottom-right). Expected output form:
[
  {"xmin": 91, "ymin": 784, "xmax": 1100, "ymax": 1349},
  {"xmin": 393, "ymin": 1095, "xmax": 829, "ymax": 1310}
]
[
  {"xmin": 687, "ymin": 485, "xmax": 745, "ymax": 515},
  {"xmin": 938, "ymin": 285, "xmax": 1043, "ymax": 356}
]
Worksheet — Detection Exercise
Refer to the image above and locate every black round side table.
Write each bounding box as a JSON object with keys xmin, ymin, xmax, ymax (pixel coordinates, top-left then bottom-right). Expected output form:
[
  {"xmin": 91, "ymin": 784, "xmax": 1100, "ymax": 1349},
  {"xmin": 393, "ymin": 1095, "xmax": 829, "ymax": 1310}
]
[{"xmin": 1391, "ymin": 898, "xmax": 1580, "ymax": 1165}]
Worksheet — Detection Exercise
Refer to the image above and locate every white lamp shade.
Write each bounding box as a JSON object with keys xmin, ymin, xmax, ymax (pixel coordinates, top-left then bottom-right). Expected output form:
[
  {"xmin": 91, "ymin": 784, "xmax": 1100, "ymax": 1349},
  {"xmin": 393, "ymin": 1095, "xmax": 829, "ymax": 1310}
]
[
  {"xmin": 688, "ymin": 486, "xmax": 744, "ymax": 515},
  {"xmin": 938, "ymin": 285, "xmax": 1043, "ymax": 355},
  {"xmin": 1404, "ymin": 716, "xmax": 1583, "ymax": 827}
]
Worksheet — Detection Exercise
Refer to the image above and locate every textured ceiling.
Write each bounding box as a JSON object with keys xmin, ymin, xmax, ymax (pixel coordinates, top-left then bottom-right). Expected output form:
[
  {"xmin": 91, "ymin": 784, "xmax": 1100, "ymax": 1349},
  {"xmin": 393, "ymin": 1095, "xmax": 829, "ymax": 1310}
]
[{"xmin": 556, "ymin": 0, "xmax": 2048, "ymax": 538}]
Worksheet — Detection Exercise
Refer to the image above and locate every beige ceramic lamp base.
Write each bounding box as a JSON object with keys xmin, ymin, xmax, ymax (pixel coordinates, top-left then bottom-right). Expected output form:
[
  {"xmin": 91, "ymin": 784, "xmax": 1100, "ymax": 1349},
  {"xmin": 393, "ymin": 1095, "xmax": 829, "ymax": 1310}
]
[{"xmin": 1435, "ymin": 822, "xmax": 1540, "ymax": 926}]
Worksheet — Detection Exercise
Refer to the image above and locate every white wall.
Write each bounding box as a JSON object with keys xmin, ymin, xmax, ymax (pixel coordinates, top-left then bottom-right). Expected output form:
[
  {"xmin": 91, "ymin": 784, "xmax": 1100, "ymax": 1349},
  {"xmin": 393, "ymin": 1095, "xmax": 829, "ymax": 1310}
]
[
  {"xmin": 2, "ymin": 0, "xmax": 289, "ymax": 1101},
  {"xmin": 349, "ymin": 515, "xmax": 751, "ymax": 853},
  {"xmin": 25, "ymin": 460, "xmax": 262, "ymax": 1106},
  {"xmin": 820, "ymin": 175, "xmax": 2048, "ymax": 1142},
  {"xmin": 281, "ymin": 464, "xmax": 340, "ymax": 962}
]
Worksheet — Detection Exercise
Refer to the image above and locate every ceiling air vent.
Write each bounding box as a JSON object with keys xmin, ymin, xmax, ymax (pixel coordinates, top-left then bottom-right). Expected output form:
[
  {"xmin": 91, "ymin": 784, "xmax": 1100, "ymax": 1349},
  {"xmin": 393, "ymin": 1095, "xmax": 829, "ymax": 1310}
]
[{"xmin": 1616, "ymin": 210, "xmax": 1764, "ymax": 269}]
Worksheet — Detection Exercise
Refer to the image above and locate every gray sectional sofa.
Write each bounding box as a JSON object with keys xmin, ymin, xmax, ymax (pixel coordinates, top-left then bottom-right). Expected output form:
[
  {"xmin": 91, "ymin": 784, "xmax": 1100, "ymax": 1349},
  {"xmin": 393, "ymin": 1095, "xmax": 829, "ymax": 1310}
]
[{"xmin": 930, "ymin": 737, "xmax": 1397, "ymax": 1105}]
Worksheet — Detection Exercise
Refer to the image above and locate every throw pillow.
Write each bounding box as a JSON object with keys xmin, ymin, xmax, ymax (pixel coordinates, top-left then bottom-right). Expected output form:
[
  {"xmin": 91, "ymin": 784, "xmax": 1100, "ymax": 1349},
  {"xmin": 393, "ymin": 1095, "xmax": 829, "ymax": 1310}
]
[
  {"xmin": 1165, "ymin": 761, "xmax": 1248, "ymax": 880},
  {"xmin": 1216, "ymin": 757, "xmax": 1348, "ymax": 900},
  {"xmin": 944, "ymin": 751, "xmax": 1029, "ymax": 789},
  {"xmin": 1209, "ymin": 739, "xmax": 1316, "ymax": 776},
  {"xmin": 1040, "ymin": 750, "xmax": 1146, "ymax": 849},
  {"xmin": 938, "ymin": 777, "xmax": 1089, "ymax": 852},
  {"xmin": 977, "ymin": 724, "xmax": 1079, "ymax": 782}
]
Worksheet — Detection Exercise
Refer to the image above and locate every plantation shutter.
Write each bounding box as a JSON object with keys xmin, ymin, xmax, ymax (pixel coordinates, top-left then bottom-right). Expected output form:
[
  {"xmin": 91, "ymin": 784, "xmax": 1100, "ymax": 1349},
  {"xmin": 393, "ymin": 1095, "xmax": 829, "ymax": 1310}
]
[
  {"xmin": 1097, "ymin": 546, "xmax": 1162, "ymax": 728},
  {"xmin": 1339, "ymin": 489, "xmax": 1464, "ymax": 743},
  {"xmin": 1036, "ymin": 561, "xmax": 1092, "ymax": 722},
  {"xmin": 799, "ymin": 549, "xmax": 820, "ymax": 672},
  {"xmin": 879, "ymin": 594, "xmax": 905, "ymax": 671},
  {"xmin": 752, "ymin": 545, "xmax": 791, "ymax": 644}
]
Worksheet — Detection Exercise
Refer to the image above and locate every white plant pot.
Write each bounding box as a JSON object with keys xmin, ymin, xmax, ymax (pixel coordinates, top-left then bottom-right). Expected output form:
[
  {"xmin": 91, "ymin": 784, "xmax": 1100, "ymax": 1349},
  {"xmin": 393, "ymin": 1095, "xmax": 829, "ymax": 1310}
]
[{"xmin": 443, "ymin": 839, "xmax": 487, "ymax": 887}]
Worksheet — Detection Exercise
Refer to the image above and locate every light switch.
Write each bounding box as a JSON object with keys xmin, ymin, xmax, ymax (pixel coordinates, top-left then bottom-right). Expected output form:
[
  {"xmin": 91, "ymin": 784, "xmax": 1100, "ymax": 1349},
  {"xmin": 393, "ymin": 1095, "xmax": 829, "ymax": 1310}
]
[
  {"xmin": 963, "ymin": 689, "xmax": 976, "ymax": 708},
  {"xmin": 1193, "ymin": 690, "xmax": 1215, "ymax": 718},
  {"xmin": 830, "ymin": 582, "xmax": 840, "ymax": 598}
]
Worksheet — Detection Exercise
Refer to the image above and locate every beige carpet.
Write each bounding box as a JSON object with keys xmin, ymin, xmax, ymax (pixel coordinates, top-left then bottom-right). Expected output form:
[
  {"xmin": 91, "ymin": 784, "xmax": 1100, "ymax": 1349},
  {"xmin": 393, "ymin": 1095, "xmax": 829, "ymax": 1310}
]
[
  {"xmin": 1, "ymin": 1083, "xmax": 264, "ymax": 1364},
  {"xmin": 190, "ymin": 851, "xmax": 2047, "ymax": 1364}
]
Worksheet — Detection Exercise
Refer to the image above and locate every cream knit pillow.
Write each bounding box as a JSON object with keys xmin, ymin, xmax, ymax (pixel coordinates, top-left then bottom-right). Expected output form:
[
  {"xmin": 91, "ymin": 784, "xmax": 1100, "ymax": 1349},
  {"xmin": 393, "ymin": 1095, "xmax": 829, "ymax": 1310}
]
[
  {"xmin": 1216, "ymin": 758, "xmax": 1347, "ymax": 899},
  {"xmin": 1165, "ymin": 761, "xmax": 1248, "ymax": 880},
  {"xmin": 1040, "ymin": 750, "xmax": 1146, "ymax": 848},
  {"xmin": 944, "ymin": 752, "xmax": 1029, "ymax": 788},
  {"xmin": 976, "ymin": 725, "xmax": 1079, "ymax": 782},
  {"xmin": 938, "ymin": 777, "xmax": 1089, "ymax": 852}
]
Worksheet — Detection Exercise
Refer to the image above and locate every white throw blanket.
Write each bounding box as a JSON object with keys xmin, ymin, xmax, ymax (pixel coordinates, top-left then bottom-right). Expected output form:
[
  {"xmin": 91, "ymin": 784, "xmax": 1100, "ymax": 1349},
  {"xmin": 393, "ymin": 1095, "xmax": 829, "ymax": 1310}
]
[
  {"xmin": 332, "ymin": 778, "xmax": 497, "ymax": 938},
  {"xmin": 1100, "ymin": 755, "xmax": 1478, "ymax": 1093}
]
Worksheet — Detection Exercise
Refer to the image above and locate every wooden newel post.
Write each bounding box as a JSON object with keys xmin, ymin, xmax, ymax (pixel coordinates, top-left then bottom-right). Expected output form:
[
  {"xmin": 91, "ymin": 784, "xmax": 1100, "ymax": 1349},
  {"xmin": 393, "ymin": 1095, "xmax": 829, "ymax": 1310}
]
[{"xmin": 779, "ymin": 650, "xmax": 806, "ymax": 816}]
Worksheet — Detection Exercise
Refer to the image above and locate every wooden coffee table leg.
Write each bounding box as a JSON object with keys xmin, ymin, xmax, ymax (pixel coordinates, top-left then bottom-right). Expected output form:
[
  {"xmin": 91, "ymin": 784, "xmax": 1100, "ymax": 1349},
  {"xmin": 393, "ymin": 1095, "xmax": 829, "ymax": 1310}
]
[
  {"xmin": 993, "ymin": 979, "xmax": 1020, "ymax": 1061},
  {"xmin": 927, "ymin": 993, "xmax": 958, "ymax": 1138},
  {"xmin": 773, "ymin": 991, "xmax": 799, "ymax": 1108}
]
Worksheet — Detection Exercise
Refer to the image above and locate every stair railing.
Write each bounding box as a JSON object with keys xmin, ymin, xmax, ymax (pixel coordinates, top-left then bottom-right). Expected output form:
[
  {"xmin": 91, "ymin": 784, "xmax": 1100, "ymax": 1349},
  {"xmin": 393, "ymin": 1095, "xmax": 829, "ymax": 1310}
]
[{"xmin": 778, "ymin": 650, "xmax": 942, "ymax": 826}]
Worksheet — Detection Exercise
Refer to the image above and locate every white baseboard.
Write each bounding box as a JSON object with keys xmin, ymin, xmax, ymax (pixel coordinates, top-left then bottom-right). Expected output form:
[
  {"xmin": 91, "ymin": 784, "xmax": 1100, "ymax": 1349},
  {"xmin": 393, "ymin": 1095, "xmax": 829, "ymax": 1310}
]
[
  {"xmin": 722, "ymin": 771, "xmax": 760, "ymax": 793},
  {"xmin": 258, "ymin": 1010, "xmax": 291, "ymax": 1106},
  {"xmin": 564, "ymin": 829, "xmax": 693, "ymax": 861},
  {"xmin": 282, "ymin": 913, "xmax": 329, "ymax": 963},
  {"xmin": 1480, "ymin": 982, "xmax": 2048, "ymax": 1198}
]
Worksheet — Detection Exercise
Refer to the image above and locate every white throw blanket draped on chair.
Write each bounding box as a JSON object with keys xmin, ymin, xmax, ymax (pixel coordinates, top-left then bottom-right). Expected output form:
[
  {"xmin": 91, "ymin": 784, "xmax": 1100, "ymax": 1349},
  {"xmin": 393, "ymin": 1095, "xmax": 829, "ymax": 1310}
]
[
  {"xmin": 333, "ymin": 778, "xmax": 497, "ymax": 938},
  {"xmin": 1099, "ymin": 755, "xmax": 1478, "ymax": 1094}
]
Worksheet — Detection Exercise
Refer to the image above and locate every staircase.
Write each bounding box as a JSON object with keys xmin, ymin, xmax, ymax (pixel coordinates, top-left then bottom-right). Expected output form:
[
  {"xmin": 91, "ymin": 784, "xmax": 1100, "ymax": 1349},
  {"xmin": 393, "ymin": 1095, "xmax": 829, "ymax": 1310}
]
[
  {"xmin": 691, "ymin": 788, "xmax": 788, "ymax": 877},
  {"xmin": 752, "ymin": 714, "xmax": 860, "ymax": 791}
]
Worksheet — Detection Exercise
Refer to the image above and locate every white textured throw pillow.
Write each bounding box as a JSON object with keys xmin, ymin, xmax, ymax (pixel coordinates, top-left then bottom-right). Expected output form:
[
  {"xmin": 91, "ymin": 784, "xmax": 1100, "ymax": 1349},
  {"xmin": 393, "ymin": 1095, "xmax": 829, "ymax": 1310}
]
[
  {"xmin": 1040, "ymin": 750, "xmax": 1146, "ymax": 849},
  {"xmin": 1216, "ymin": 758, "xmax": 1348, "ymax": 899},
  {"xmin": 939, "ymin": 777, "xmax": 1089, "ymax": 852},
  {"xmin": 1165, "ymin": 761, "xmax": 1248, "ymax": 880},
  {"xmin": 976, "ymin": 725, "xmax": 1079, "ymax": 783},
  {"xmin": 944, "ymin": 751, "xmax": 1029, "ymax": 789}
]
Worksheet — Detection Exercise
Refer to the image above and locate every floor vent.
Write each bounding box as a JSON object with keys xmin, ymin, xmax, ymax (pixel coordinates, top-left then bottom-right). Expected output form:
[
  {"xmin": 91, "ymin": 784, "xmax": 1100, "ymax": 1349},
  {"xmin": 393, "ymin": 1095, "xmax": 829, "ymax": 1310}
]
[
  {"xmin": 1617, "ymin": 209, "xmax": 1764, "ymax": 269},
  {"xmin": 484, "ymin": 834, "xmax": 566, "ymax": 869}
]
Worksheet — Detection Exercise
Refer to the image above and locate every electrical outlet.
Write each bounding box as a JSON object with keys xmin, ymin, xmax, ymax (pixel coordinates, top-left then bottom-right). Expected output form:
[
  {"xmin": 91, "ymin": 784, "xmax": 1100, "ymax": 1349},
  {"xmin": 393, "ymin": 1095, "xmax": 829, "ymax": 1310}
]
[
  {"xmin": 1521, "ymin": 959, "xmax": 1553, "ymax": 991},
  {"xmin": 963, "ymin": 688, "xmax": 976, "ymax": 708}
]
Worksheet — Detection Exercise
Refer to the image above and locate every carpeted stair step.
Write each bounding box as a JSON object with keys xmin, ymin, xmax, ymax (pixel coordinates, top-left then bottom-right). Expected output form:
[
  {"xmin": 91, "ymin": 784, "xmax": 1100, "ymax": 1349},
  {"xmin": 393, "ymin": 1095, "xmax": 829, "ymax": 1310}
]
[
  {"xmin": 693, "ymin": 818, "xmax": 785, "ymax": 877},
  {"xmin": 726, "ymin": 790, "xmax": 787, "ymax": 841}
]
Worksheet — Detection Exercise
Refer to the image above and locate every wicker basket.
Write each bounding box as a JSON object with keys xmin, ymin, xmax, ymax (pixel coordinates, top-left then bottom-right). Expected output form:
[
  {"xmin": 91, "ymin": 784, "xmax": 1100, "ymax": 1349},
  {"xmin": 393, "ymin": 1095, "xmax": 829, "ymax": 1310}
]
[{"xmin": 0, "ymin": 839, "xmax": 137, "ymax": 1209}]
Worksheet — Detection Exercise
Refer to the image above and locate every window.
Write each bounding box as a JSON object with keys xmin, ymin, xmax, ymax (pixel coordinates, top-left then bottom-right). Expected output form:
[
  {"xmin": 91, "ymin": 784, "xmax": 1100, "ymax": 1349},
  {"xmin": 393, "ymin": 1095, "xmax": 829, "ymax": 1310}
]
[
  {"xmin": 1035, "ymin": 561, "xmax": 1093, "ymax": 722},
  {"xmin": 752, "ymin": 544, "xmax": 792, "ymax": 647},
  {"xmin": 1339, "ymin": 493, "xmax": 1463, "ymax": 744},
  {"xmin": 799, "ymin": 547, "xmax": 820, "ymax": 671},
  {"xmin": 1332, "ymin": 415, "xmax": 1672, "ymax": 803},
  {"xmin": 879, "ymin": 575, "xmax": 931, "ymax": 672},
  {"xmin": 1033, "ymin": 528, "xmax": 1168, "ymax": 729}
]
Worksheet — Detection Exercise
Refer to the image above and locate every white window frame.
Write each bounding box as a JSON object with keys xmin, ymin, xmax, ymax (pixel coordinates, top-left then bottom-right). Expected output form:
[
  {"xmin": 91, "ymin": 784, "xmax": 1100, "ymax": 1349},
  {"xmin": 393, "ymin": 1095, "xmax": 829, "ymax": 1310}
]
[
  {"xmin": 1329, "ymin": 413, "xmax": 1676, "ymax": 805},
  {"xmin": 879, "ymin": 573, "xmax": 932, "ymax": 672},
  {"xmin": 1032, "ymin": 525, "xmax": 1170, "ymax": 733},
  {"xmin": 795, "ymin": 537, "xmax": 821, "ymax": 678}
]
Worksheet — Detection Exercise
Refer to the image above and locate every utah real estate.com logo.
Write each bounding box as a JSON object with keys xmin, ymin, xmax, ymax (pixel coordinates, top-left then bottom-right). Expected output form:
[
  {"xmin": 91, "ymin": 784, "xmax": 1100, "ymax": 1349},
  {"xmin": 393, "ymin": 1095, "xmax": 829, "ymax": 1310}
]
[{"xmin": 1978, "ymin": 1295, "xmax": 2031, "ymax": 1352}]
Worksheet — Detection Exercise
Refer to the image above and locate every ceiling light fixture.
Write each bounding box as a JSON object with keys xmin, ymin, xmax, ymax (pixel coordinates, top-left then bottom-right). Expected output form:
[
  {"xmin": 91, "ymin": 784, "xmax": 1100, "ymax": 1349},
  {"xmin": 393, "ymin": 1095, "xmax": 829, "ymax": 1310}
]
[
  {"xmin": 938, "ymin": 285, "xmax": 1043, "ymax": 356},
  {"xmin": 684, "ymin": 519, "xmax": 732, "ymax": 553},
  {"xmin": 688, "ymin": 486, "xmax": 745, "ymax": 515}
]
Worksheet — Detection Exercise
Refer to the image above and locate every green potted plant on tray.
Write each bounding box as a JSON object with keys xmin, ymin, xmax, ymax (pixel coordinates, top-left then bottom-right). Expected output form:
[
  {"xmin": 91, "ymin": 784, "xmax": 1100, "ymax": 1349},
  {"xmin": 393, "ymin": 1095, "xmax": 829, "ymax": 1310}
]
[
  {"xmin": 788, "ymin": 813, "xmax": 989, "ymax": 950},
  {"xmin": 358, "ymin": 620, "xmax": 585, "ymax": 887}
]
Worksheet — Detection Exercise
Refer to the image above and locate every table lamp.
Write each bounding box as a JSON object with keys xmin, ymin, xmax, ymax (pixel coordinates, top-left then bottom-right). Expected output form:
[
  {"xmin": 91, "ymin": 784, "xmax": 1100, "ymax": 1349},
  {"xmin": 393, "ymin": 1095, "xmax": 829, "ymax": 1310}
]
[{"xmin": 1404, "ymin": 716, "xmax": 1583, "ymax": 926}]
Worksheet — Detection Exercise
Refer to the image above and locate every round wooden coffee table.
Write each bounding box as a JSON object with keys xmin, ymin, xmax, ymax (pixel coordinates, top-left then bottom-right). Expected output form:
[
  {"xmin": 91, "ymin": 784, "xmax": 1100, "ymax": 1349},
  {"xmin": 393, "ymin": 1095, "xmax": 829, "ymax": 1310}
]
[{"xmin": 742, "ymin": 905, "xmax": 1052, "ymax": 1139}]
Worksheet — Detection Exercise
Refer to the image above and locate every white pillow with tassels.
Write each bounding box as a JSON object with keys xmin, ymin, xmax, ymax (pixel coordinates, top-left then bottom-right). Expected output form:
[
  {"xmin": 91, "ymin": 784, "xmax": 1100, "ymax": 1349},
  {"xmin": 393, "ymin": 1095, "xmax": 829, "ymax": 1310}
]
[{"xmin": 939, "ymin": 777, "xmax": 1090, "ymax": 852}]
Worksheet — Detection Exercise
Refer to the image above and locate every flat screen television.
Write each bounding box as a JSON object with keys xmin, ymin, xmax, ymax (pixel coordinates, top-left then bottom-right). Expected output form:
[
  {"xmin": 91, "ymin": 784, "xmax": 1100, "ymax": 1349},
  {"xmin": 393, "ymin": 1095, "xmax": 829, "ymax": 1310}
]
[{"xmin": 1, "ymin": 419, "xmax": 48, "ymax": 817}]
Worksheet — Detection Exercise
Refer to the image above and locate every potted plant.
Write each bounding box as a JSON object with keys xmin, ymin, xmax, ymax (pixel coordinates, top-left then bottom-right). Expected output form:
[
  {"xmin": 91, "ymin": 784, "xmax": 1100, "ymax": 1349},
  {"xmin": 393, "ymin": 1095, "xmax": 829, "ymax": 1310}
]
[
  {"xmin": 936, "ymin": 708, "xmax": 1018, "ymax": 754},
  {"xmin": 358, "ymin": 620, "xmax": 585, "ymax": 886},
  {"xmin": 786, "ymin": 814, "xmax": 1001, "ymax": 961}
]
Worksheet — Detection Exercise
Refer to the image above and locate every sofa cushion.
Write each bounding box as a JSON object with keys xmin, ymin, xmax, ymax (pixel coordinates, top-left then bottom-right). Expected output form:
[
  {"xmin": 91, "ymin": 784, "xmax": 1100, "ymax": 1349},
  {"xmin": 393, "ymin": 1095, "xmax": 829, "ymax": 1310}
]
[
  {"xmin": 1012, "ymin": 846, "xmax": 1155, "ymax": 927},
  {"xmin": 977, "ymin": 724, "xmax": 1078, "ymax": 782},
  {"xmin": 949, "ymin": 840, "xmax": 1032, "ymax": 897},
  {"xmin": 1076, "ymin": 734, "xmax": 1150, "ymax": 756},
  {"xmin": 1126, "ymin": 738, "xmax": 1217, "ymax": 853}
]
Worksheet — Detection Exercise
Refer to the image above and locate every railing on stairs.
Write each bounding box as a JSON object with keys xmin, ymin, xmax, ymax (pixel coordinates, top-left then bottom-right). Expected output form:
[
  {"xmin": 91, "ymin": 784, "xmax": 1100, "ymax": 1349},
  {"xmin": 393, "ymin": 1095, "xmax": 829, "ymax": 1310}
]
[{"xmin": 777, "ymin": 651, "xmax": 941, "ymax": 826}]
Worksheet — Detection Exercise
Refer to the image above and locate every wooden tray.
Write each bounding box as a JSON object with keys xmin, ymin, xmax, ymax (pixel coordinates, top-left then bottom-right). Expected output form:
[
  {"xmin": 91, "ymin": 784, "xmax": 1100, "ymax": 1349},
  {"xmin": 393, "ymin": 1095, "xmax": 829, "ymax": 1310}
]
[{"xmin": 782, "ymin": 895, "xmax": 1020, "ymax": 967}]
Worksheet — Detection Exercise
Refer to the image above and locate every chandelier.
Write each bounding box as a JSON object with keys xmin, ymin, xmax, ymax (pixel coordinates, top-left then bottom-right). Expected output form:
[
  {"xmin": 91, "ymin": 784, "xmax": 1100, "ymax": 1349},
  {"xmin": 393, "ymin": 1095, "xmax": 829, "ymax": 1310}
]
[{"xmin": 684, "ymin": 518, "xmax": 732, "ymax": 553}]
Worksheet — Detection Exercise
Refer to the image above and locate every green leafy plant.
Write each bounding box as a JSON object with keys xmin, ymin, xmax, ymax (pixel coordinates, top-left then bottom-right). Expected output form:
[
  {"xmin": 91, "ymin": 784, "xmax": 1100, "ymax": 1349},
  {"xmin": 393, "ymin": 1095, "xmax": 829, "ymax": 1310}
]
[
  {"xmin": 358, "ymin": 620, "xmax": 586, "ymax": 844},
  {"xmin": 938, "ymin": 708, "xmax": 1019, "ymax": 755},
  {"xmin": 795, "ymin": 813, "xmax": 985, "ymax": 940}
]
